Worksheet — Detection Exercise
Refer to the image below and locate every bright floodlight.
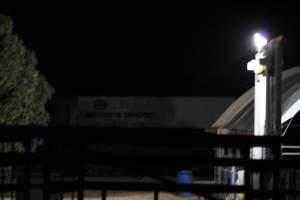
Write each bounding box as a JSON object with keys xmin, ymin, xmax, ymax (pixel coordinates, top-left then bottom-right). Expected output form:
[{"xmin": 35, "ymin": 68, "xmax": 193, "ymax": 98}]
[{"xmin": 254, "ymin": 33, "xmax": 267, "ymax": 51}]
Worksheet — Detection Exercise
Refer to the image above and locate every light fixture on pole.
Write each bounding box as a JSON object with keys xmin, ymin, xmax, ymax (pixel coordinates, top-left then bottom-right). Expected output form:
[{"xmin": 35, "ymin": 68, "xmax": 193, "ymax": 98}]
[
  {"xmin": 247, "ymin": 33, "xmax": 269, "ymax": 162},
  {"xmin": 247, "ymin": 32, "xmax": 283, "ymax": 190},
  {"xmin": 247, "ymin": 32, "xmax": 283, "ymax": 137},
  {"xmin": 254, "ymin": 33, "xmax": 268, "ymax": 52}
]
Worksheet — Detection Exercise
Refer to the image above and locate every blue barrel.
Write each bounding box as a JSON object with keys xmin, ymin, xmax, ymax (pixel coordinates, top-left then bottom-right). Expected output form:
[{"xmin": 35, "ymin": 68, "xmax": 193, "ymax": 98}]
[
  {"xmin": 226, "ymin": 169, "xmax": 238, "ymax": 184},
  {"xmin": 177, "ymin": 170, "xmax": 193, "ymax": 197}
]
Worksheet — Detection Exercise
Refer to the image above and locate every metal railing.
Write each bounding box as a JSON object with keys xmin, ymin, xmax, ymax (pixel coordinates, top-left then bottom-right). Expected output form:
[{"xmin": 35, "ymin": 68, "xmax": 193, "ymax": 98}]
[{"xmin": 0, "ymin": 127, "xmax": 299, "ymax": 200}]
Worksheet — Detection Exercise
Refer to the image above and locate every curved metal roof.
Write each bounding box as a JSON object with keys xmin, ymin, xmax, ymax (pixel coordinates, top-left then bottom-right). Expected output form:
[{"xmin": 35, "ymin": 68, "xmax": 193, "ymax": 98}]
[{"xmin": 212, "ymin": 66, "xmax": 300, "ymax": 134}]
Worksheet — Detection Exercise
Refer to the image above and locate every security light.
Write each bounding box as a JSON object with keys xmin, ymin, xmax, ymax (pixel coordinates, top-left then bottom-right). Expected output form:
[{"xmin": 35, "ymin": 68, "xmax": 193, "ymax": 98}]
[{"xmin": 254, "ymin": 33, "xmax": 268, "ymax": 51}]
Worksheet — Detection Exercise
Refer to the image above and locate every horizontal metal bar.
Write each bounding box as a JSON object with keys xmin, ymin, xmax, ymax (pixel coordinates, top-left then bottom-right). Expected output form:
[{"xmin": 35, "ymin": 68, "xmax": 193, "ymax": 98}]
[
  {"xmin": 282, "ymin": 153, "xmax": 300, "ymax": 156},
  {"xmin": 0, "ymin": 182, "xmax": 299, "ymax": 197},
  {"xmin": 0, "ymin": 127, "xmax": 283, "ymax": 144},
  {"xmin": 281, "ymin": 145, "xmax": 300, "ymax": 149},
  {"xmin": 1, "ymin": 153, "xmax": 300, "ymax": 169}
]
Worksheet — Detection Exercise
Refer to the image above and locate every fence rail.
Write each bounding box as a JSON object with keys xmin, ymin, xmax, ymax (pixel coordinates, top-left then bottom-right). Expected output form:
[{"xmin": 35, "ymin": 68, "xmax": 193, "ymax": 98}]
[{"xmin": 0, "ymin": 127, "xmax": 299, "ymax": 200}]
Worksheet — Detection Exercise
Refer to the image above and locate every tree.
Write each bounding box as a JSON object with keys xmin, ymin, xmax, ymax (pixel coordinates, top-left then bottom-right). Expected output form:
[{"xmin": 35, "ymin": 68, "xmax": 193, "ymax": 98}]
[{"xmin": 0, "ymin": 14, "xmax": 54, "ymax": 126}]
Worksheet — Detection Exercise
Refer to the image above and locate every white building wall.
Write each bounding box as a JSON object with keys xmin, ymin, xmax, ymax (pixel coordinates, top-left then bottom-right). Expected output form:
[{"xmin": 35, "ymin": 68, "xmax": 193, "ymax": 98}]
[{"xmin": 69, "ymin": 96, "xmax": 234, "ymax": 128}]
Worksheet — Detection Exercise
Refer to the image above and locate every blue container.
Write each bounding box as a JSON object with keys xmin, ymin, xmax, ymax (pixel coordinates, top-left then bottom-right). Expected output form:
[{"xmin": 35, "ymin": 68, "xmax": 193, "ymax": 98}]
[
  {"xmin": 226, "ymin": 170, "xmax": 238, "ymax": 184},
  {"xmin": 177, "ymin": 170, "xmax": 193, "ymax": 197}
]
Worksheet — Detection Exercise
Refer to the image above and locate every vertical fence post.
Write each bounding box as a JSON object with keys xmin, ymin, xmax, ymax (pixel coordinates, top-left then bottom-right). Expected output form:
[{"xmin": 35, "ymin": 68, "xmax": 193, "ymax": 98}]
[
  {"xmin": 243, "ymin": 146, "xmax": 251, "ymax": 200},
  {"xmin": 101, "ymin": 189, "xmax": 107, "ymax": 200},
  {"xmin": 293, "ymin": 170, "xmax": 297, "ymax": 200},
  {"xmin": 154, "ymin": 190, "xmax": 159, "ymax": 200},
  {"xmin": 77, "ymin": 165, "xmax": 84, "ymax": 200},
  {"xmin": 77, "ymin": 180, "xmax": 83, "ymax": 200},
  {"xmin": 24, "ymin": 137, "xmax": 31, "ymax": 200},
  {"xmin": 60, "ymin": 170, "xmax": 64, "ymax": 200},
  {"xmin": 1, "ymin": 168, "xmax": 3, "ymax": 200},
  {"xmin": 273, "ymin": 142, "xmax": 281, "ymax": 200},
  {"xmin": 71, "ymin": 176, "xmax": 75, "ymax": 200},
  {"xmin": 77, "ymin": 136, "xmax": 85, "ymax": 200},
  {"xmin": 43, "ymin": 166, "xmax": 49, "ymax": 200},
  {"xmin": 1, "ymin": 142, "xmax": 4, "ymax": 200},
  {"xmin": 11, "ymin": 159, "xmax": 15, "ymax": 200},
  {"xmin": 43, "ymin": 136, "xmax": 50, "ymax": 200}
]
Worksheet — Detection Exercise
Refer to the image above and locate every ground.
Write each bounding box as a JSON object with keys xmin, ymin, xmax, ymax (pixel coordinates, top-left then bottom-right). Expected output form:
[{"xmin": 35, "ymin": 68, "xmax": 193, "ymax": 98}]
[{"xmin": 63, "ymin": 191, "xmax": 204, "ymax": 200}]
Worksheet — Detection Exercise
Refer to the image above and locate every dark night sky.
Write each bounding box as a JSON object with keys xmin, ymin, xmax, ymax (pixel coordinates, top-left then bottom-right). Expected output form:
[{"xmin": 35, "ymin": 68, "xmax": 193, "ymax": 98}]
[{"xmin": 1, "ymin": 2, "xmax": 300, "ymax": 97}]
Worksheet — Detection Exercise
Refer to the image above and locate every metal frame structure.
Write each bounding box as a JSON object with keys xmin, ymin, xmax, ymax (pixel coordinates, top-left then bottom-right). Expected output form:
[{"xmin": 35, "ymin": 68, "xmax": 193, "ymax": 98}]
[{"xmin": 0, "ymin": 127, "xmax": 299, "ymax": 200}]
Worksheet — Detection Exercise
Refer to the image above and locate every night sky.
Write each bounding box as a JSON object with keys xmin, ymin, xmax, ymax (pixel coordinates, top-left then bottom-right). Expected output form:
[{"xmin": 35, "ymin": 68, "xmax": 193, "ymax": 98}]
[{"xmin": 1, "ymin": 2, "xmax": 300, "ymax": 97}]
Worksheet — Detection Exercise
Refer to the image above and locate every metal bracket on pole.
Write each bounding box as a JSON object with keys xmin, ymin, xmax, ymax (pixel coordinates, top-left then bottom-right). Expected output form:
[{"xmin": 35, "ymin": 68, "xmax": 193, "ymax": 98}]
[{"xmin": 247, "ymin": 34, "xmax": 284, "ymax": 192}]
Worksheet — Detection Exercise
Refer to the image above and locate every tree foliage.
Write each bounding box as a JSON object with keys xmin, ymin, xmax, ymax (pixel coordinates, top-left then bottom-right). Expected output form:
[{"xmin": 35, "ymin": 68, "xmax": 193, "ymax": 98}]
[{"xmin": 0, "ymin": 14, "xmax": 54, "ymax": 125}]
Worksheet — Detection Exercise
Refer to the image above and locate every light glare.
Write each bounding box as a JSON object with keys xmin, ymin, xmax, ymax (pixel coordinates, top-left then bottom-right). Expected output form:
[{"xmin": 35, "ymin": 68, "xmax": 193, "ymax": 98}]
[{"xmin": 254, "ymin": 33, "xmax": 267, "ymax": 51}]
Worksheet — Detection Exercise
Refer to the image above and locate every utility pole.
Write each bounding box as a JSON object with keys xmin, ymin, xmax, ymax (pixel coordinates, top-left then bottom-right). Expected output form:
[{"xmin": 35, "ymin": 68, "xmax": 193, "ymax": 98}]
[{"xmin": 247, "ymin": 33, "xmax": 283, "ymax": 191}]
